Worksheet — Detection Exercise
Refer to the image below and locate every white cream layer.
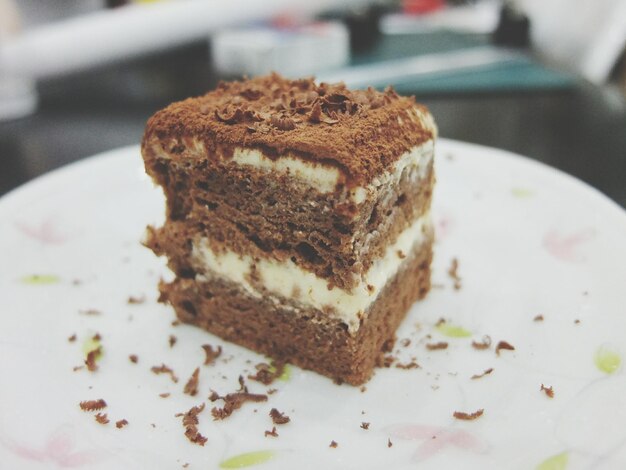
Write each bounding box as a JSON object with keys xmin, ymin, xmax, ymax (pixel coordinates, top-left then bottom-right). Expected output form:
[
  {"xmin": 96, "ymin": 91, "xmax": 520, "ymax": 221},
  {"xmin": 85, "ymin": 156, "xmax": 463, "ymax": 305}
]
[
  {"xmin": 230, "ymin": 140, "xmax": 434, "ymax": 202},
  {"xmin": 192, "ymin": 212, "xmax": 431, "ymax": 334}
]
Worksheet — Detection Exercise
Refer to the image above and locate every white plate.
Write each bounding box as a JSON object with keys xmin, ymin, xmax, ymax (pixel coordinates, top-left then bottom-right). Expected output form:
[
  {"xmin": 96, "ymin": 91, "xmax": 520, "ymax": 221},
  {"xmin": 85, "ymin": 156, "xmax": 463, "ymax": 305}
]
[{"xmin": 1, "ymin": 139, "xmax": 625, "ymax": 470}]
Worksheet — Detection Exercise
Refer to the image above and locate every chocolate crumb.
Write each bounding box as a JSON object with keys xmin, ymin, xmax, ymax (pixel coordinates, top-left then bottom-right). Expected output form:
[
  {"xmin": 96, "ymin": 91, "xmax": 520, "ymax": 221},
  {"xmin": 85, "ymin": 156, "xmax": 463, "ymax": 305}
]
[
  {"xmin": 151, "ymin": 364, "xmax": 179, "ymax": 383},
  {"xmin": 360, "ymin": 386, "xmax": 367, "ymax": 393},
  {"xmin": 211, "ymin": 392, "xmax": 268, "ymax": 420},
  {"xmin": 435, "ymin": 318, "xmax": 447, "ymax": 327},
  {"xmin": 92, "ymin": 333, "xmax": 101, "ymax": 341},
  {"xmin": 72, "ymin": 366, "xmax": 84, "ymax": 372},
  {"xmin": 400, "ymin": 338, "xmax": 411, "ymax": 347},
  {"xmin": 79, "ymin": 399, "xmax": 107, "ymax": 411},
  {"xmin": 382, "ymin": 355, "xmax": 395, "ymax": 368},
  {"xmin": 540, "ymin": 384, "xmax": 555, "ymax": 398},
  {"xmin": 397, "ymin": 250, "xmax": 406, "ymax": 259},
  {"xmin": 360, "ymin": 422, "xmax": 370, "ymax": 430},
  {"xmin": 116, "ymin": 419, "xmax": 128, "ymax": 429},
  {"xmin": 471, "ymin": 335, "xmax": 492, "ymax": 350},
  {"xmin": 426, "ymin": 341, "xmax": 448, "ymax": 351},
  {"xmin": 495, "ymin": 341, "xmax": 515, "ymax": 356},
  {"xmin": 127, "ymin": 295, "xmax": 145, "ymax": 305},
  {"xmin": 84, "ymin": 347, "xmax": 101, "ymax": 372},
  {"xmin": 151, "ymin": 423, "xmax": 156, "ymax": 428},
  {"xmin": 68, "ymin": 334, "xmax": 77, "ymax": 342},
  {"xmin": 171, "ymin": 319, "xmax": 181, "ymax": 327},
  {"xmin": 201, "ymin": 344, "xmax": 222, "ymax": 365},
  {"xmin": 395, "ymin": 361, "xmax": 420, "ymax": 370},
  {"xmin": 388, "ymin": 438, "xmax": 393, "ymax": 448},
  {"xmin": 94, "ymin": 413, "xmax": 109, "ymax": 424},
  {"xmin": 453, "ymin": 409, "xmax": 484, "ymax": 421},
  {"xmin": 533, "ymin": 314, "xmax": 544, "ymax": 322},
  {"xmin": 237, "ymin": 375, "xmax": 248, "ymax": 393},
  {"xmin": 183, "ymin": 367, "xmax": 200, "ymax": 396},
  {"xmin": 159, "ymin": 393, "xmax": 170, "ymax": 398},
  {"xmin": 447, "ymin": 257, "xmax": 462, "ymax": 290},
  {"xmin": 329, "ymin": 440, "xmax": 338, "ymax": 448},
  {"xmin": 169, "ymin": 335, "xmax": 177, "ymax": 348},
  {"xmin": 574, "ymin": 319, "xmax": 581, "ymax": 324},
  {"xmin": 269, "ymin": 408, "xmax": 290, "ymax": 425},
  {"xmin": 176, "ymin": 403, "xmax": 207, "ymax": 446},
  {"xmin": 471, "ymin": 368, "xmax": 494, "ymax": 380},
  {"xmin": 367, "ymin": 284, "xmax": 375, "ymax": 293},
  {"xmin": 182, "ymin": 464, "xmax": 189, "ymax": 469},
  {"xmin": 267, "ymin": 388, "xmax": 277, "ymax": 395},
  {"xmin": 264, "ymin": 426, "xmax": 279, "ymax": 437},
  {"xmin": 248, "ymin": 361, "xmax": 285, "ymax": 385},
  {"xmin": 129, "ymin": 354, "xmax": 138, "ymax": 364},
  {"xmin": 79, "ymin": 309, "xmax": 101, "ymax": 315}
]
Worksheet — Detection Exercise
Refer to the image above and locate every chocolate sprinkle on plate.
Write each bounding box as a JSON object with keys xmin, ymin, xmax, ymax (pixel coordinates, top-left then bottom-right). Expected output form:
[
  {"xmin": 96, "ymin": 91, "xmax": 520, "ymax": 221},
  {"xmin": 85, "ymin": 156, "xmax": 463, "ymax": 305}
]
[
  {"xmin": 471, "ymin": 368, "xmax": 494, "ymax": 380},
  {"xmin": 79, "ymin": 399, "xmax": 107, "ymax": 411},
  {"xmin": 129, "ymin": 354, "xmax": 138, "ymax": 364},
  {"xmin": 329, "ymin": 440, "xmax": 338, "ymax": 448},
  {"xmin": 201, "ymin": 344, "xmax": 222, "ymax": 365},
  {"xmin": 176, "ymin": 403, "xmax": 208, "ymax": 446},
  {"xmin": 67, "ymin": 333, "xmax": 77, "ymax": 342},
  {"xmin": 183, "ymin": 367, "xmax": 200, "ymax": 396},
  {"xmin": 495, "ymin": 341, "xmax": 515, "ymax": 356},
  {"xmin": 211, "ymin": 392, "xmax": 268, "ymax": 420},
  {"xmin": 360, "ymin": 422, "xmax": 370, "ymax": 430},
  {"xmin": 453, "ymin": 409, "xmax": 484, "ymax": 421},
  {"xmin": 95, "ymin": 413, "xmax": 109, "ymax": 424},
  {"xmin": 540, "ymin": 384, "xmax": 555, "ymax": 398},
  {"xmin": 169, "ymin": 335, "xmax": 177, "ymax": 348},
  {"xmin": 264, "ymin": 426, "xmax": 279, "ymax": 437},
  {"xmin": 388, "ymin": 438, "xmax": 393, "ymax": 448},
  {"xmin": 116, "ymin": 419, "xmax": 128, "ymax": 429},
  {"xmin": 426, "ymin": 341, "xmax": 448, "ymax": 350},
  {"xmin": 248, "ymin": 361, "xmax": 284, "ymax": 385},
  {"xmin": 151, "ymin": 364, "xmax": 179, "ymax": 383},
  {"xmin": 471, "ymin": 335, "xmax": 492, "ymax": 350},
  {"xmin": 533, "ymin": 314, "xmax": 544, "ymax": 322},
  {"xmin": 270, "ymin": 408, "xmax": 290, "ymax": 425}
]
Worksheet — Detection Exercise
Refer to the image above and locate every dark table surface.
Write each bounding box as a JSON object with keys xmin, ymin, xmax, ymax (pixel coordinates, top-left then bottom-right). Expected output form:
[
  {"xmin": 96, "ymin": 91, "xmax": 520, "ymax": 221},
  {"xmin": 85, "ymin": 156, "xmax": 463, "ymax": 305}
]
[{"xmin": 1, "ymin": 42, "xmax": 625, "ymax": 209}]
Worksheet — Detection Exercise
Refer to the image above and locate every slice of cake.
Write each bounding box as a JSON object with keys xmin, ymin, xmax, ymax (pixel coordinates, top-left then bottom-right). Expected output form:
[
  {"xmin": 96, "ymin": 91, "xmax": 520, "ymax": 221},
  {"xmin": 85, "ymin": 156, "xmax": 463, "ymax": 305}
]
[{"xmin": 142, "ymin": 73, "xmax": 436, "ymax": 385}]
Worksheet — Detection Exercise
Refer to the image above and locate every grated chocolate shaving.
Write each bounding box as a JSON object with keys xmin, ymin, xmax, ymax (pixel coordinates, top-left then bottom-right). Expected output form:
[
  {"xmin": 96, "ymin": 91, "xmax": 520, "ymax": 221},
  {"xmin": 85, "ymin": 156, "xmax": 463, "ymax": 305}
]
[
  {"xmin": 471, "ymin": 368, "xmax": 494, "ymax": 380},
  {"xmin": 395, "ymin": 361, "xmax": 420, "ymax": 370},
  {"xmin": 176, "ymin": 403, "xmax": 207, "ymax": 446},
  {"xmin": 471, "ymin": 335, "xmax": 492, "ymax": 350},
  {"xmin": 85, "ymin": 347, "xmax": 101, "ymax": 372},
  {"xmin": 264, "ymin": 426, "xmax": 279, "ymax": 437},
  {"xmin": 400, "ymin": 338, "xmax": 411, "ymax": 347},
  {"xmin": 129, "ymin": 354, "xmax": 138, "ymax": 364},
  {"xmin": 169, "ymin": 335, "xmax": 177, "ymax": 348},
  {"xmin": 68, "ymin": 333, "xmax": 77, "ymax": 342},
  {"xmin": 159, "ymin": 393, "xmax": 171, "ymax": 398},
  {"xmin": 151, "ymin": 364, "xmax": 179, "ymax": 383},
  {"xmin": 94, "ymin": 413, "xmax": 109, "ymax": 424},
  {"xmin": 269, "ymin": 408, "xmax": 290, "ymax": 425},
  {"xmin": 397, "ymin": 250, "xmax": 406, "ymax": 259},
  {"xmin": 533, "ymin": 314, "xmax": 544, "ymax": 322},
  {"xmin": 127, "ymin": 295, "xmax": 145, "ymax": 305},
  {"xmin": 382, "ymin": 355, "xmax": 395, "ymax": 368},
  {"xmin": 211, "ymin": 392, "xmax": 268, "ymax": 420},
  {"xmin": 201, "ymin": 344, "xmax": 222, "ymax": 365},
  {"xmin": 79, "ymin": 309, "xmax": 101, "ymax": 316},
  {"xmin": 426, "ymin": 341, "xmax": 448, "ymax": 351},
  {"xmin": 453, "ymin": 409, "xmax": 484, "ymax": 421},
  {"xmin": 79, "ymin": 399, "xmax": 107, "ymax": 411},
  {"xmin": 237, "ymin": 375, "xmax": 248, "ymax": 393},
  {"xmin": 329, "ymin": 440, "xmax": 338, "ymax": 448},
  {"xmin": 248, "ymin": 361, "xmax": 284, "ymax": 385},
  {"xmin": 495, "ymin": 341, "xmax": 515, "ymax": 356},
  {"xmin": 116, "ymin": 419, "xmax": 128, "ymax": 429},
  {"xmin": 270, "ymin": 115, "xmax": 296, "ymax": 131},
  {"xmin": 447, "ymin": 257, "xmax": 462, "ymax": 290},
  {"xmin": 183, "ymin": 367, "xmax": 200, "ymax": 396},
  {"xmin": 388, "ymin": 438, "xmax": 393, "ymax": 448},
  {"xmin": 540, "ymin": 384, "xmax": 555, "ymax": 398},
  {"xmin": 360, "ymin": 422, "xmax": 370, "ymax": 430}
]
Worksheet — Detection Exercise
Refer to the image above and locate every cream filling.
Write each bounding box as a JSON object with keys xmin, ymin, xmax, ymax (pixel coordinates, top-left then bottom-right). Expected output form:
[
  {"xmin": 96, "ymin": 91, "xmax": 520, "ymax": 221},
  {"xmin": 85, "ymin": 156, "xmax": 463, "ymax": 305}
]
[
  {"xmin": 229, "ymin": 140, "xmax": 434, "ymax": 202},
  {"xmin": 192, "ymin": 212, "xmax": 431, "ymax": 334}
]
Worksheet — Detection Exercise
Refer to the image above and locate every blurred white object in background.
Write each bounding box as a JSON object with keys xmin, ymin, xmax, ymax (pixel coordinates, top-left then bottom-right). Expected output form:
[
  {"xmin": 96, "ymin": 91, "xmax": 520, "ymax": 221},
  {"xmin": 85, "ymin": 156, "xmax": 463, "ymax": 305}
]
[
  {"xmin": 212, "ymin": 22, "xmax": 349, "ymax": 77},
  {"xmin": 517, "ymin": 0, "xmax": 626, "ymax": 84},
  {"xmin": 0, "ymin": 0, "xmax": 37, "ymax": 120}
]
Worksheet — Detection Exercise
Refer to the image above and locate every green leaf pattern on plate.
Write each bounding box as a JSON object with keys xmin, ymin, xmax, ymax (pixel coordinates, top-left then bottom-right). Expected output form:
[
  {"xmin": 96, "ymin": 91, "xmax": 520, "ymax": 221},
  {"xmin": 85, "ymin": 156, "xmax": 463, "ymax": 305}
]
[
  {"xmin": 536, "ymin": 451, "xmax": 568, "ymax": 470},
  {"xmin": 82, "ymin": 336, "xmax": 103, "ymax": 360},
  {"xmin": 512, "ymin": 187, "xmax": 534, "ymax": 198},
  {"xmin": 20, "ymin": 274, "xmax": 60, "ymax": 285},
  {"xmin": 436, "ymin": 323, "xmax": 472, "ymax": 338},
  {"xmin": 594, "ymin": 345, "xmax": 621, "ymax": 374},
  {"xmin": 220, "ymin": 450, "xmax": 276, "ymax": 468}
]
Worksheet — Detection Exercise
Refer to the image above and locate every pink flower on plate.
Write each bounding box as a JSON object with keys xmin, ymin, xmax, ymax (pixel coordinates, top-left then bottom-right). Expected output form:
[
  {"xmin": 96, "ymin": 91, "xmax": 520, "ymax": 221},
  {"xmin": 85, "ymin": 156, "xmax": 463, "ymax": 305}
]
[
  {"xmin": 0, "ymin": 425, "xmax": 107, "ymax": 467},
  {"xmin": 542, "ymin": 228, "xmax": 595, "ymax": 262},
  {"xmin": 15, "ymin": 219, "xmax": 70, "ymax": 244},
  {"xmin": 386, "ymin": 423, "xmax": 488, "ymax": 461},
  {"xmin": 435, "ymin": 213, "xmax": 455, "ymax": 242}
]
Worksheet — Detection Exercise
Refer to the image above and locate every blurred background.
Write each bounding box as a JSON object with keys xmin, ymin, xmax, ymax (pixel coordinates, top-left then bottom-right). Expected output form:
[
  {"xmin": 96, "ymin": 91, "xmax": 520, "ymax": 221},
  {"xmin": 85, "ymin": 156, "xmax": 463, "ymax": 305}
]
[{"xmin": 1, "ymin": 0, "xmax": 625, "ymax": 206}]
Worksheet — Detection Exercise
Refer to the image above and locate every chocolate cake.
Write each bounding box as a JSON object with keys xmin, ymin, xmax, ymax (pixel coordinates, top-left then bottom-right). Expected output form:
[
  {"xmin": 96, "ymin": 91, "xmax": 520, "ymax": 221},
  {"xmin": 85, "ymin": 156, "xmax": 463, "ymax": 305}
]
[{"xmin": 142, "ymin": 73, "xmax": 437, "ymax": 385}]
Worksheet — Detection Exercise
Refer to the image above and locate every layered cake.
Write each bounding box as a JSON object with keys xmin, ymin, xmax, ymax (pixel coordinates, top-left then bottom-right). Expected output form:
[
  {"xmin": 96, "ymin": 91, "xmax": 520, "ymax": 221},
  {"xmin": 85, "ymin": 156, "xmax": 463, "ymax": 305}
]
[{"xmin": 142, "ymin": 74, "xmax": 437, "ymax": 385}]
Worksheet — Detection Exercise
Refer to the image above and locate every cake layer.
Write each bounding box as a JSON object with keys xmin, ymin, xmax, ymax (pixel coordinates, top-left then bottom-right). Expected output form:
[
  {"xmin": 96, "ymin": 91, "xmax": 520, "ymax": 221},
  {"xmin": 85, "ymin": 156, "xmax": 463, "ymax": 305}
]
[
  {"xmin": 144, "ymin": 143, "xmax": 434, "ymax": 290},
  {"xmin": 191, "ymin": 213, "xmax": 432, "ymax": 333},
  {"xmin": 158, "ymin": 234, "xmax": 433, "ymax": 385},
  {"xmin": 142, "ymin": 73, "xmax": 437, "ymax": 189}
]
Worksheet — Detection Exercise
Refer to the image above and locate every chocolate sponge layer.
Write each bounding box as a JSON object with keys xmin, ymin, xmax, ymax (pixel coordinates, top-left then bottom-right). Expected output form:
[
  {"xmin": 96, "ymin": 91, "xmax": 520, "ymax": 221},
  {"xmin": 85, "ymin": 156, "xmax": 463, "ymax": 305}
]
[{"xmin": 158, "ymin": 235, "xmax": 433, "ymax": 385}]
